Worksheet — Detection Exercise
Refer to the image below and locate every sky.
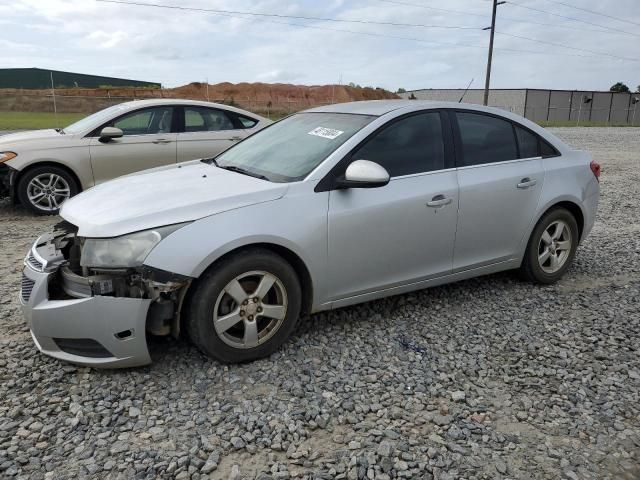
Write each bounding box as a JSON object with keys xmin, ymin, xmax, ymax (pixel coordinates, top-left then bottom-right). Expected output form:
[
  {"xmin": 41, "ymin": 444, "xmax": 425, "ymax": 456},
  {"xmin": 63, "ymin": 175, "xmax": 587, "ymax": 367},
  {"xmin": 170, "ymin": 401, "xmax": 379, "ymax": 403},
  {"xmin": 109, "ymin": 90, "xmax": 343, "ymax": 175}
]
[{"xmin": 1, "ymin": 0, "xmax": 639, "ymax": 92}]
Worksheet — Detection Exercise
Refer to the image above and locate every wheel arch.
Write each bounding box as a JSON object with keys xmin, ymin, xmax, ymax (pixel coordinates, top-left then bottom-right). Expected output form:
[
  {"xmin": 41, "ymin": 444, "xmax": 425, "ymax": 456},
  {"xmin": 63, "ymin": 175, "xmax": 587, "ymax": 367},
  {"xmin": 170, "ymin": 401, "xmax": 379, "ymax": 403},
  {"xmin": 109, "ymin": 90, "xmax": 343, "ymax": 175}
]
[
  {"xmin": 183, "ymin": 242, "xmax": 314, "ymax": 320},
  {"xmin": 535, "ymin": 199, "xmax": 585, "ymax": 240},
  {"xmin": 13, "ymin": 161, "xmax": 83, "ymax": 203},
  {"xmin": 518, "ymin": 197, "xmax": 586, "ymax": 266}
]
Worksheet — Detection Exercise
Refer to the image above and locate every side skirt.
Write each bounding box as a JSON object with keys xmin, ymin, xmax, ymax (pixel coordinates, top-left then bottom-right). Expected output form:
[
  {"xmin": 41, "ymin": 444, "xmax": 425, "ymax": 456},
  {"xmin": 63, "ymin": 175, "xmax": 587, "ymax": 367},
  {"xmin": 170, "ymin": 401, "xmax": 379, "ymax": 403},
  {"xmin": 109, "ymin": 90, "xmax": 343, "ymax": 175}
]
[{"xmin": 316, "ymin": 259, "xmax": 519, "ymax": 312}]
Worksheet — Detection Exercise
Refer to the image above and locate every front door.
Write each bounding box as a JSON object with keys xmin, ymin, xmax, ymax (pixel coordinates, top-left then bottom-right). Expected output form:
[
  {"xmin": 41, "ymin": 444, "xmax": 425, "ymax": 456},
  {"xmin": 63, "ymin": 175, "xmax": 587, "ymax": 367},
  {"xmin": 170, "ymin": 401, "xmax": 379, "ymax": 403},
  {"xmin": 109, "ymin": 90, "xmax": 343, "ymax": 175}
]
[
  {"xmin": 89, "ymin": 106, "xmax": 177, "ymax": 185},
  {"xmin": 326, "ymin": 111, "xmax": 459, "ymax": 300}
]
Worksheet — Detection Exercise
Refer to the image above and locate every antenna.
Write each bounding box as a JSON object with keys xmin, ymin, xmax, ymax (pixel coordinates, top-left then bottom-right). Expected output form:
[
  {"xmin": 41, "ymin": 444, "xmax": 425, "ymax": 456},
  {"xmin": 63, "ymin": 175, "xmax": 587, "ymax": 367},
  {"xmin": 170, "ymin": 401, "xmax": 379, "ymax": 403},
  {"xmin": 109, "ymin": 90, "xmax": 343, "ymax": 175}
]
[{"xmin": 458, "ymin": 78, "xmax": 474, "ymax": 103}]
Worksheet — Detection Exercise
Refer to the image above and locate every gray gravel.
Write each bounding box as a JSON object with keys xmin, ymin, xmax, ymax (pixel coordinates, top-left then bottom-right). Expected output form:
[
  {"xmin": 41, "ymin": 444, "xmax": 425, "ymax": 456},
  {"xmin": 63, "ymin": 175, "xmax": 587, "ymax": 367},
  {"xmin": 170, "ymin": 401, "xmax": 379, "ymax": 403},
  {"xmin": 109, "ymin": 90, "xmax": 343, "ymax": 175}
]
[{"xmin": 1, "ymin": 127, "xmax": 640, "ymax": 480}]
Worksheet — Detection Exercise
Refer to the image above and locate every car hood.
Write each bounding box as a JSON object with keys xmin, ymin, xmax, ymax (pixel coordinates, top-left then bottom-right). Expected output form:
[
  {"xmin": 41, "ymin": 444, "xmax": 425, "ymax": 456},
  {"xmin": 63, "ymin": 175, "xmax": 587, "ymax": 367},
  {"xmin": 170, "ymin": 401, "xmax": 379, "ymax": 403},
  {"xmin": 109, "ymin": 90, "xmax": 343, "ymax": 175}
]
[
  {"xmin": 61, "ymin": 161, "xmax": 288, "ymax": 237},
  {"xmin": 0, "ymin": 129, "xmax": 63, "ymax": 145},
  {"xmin": 0, "ymin": 128, "xmax": 81, "ymax": 154}
]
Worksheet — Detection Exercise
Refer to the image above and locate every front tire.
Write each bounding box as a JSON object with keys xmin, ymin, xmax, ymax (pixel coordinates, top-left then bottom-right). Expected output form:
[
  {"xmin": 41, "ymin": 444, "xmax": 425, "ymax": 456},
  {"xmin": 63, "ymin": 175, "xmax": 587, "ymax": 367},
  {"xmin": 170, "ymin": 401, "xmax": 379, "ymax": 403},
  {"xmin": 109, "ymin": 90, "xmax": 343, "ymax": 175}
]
[
  {"xmin": 17, "ymin": 165, "xmax": 79, "ymax": 215},
  {"xmin": 186, "ymin": 248, "xmax": 302, "ymax": 363},
  {"xmin": 519, "ymin": 207, "xmax": 579, "ymax": 284}
]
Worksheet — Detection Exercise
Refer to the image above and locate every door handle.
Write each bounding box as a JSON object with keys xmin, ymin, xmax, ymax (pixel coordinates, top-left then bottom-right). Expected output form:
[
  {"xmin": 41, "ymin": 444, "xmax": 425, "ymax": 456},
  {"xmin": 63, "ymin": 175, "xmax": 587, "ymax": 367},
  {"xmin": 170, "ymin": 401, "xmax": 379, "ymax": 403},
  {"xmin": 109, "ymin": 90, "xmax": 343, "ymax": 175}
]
[
  {"xmin": 517, "ymin": 178, "xmax": 537, "ymax": 189},
  {"xmin": 426, "ymin": 195, "xmax": 452, "ymax": 207},
  {"xmin": 230, "ymin": 136, "xmax": 242, "ymax": 141},
  {"xmin": 152, "ymin": 138, "xmax": 171, "ymax": 144}
]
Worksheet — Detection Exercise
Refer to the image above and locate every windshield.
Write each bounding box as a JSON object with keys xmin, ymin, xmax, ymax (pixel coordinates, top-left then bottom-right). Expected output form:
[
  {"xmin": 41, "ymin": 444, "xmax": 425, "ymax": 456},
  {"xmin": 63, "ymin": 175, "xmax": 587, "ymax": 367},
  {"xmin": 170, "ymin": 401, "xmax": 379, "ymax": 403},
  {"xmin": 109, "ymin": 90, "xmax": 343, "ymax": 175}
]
[
  {"xmin": 63, "ymin": 103, "xmax": 134, "ymax": 135},
  {"xmin": 214, "ymin": 112, "xmax": 375, "ymax": 182}
]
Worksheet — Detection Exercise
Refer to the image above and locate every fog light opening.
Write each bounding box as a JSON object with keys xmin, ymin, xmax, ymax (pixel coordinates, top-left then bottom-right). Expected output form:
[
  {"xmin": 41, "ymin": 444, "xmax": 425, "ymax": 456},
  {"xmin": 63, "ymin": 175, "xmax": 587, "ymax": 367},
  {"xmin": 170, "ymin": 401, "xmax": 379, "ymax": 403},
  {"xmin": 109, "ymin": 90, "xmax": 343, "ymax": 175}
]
[{"xmin": 115, "ymin": 329, "xmax": 134, "ymax": 340}]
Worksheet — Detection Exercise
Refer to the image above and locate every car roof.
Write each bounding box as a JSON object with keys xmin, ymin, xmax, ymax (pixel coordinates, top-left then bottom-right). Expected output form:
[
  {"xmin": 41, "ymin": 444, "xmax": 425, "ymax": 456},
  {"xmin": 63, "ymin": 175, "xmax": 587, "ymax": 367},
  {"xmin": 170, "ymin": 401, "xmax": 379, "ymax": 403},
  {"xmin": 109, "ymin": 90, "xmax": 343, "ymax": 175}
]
[
  {"xmin": 303, "ymin": 99, "xmax": 569, "ymax": 152},
  {"xmin": 304, "ymin": 100, "xmax": 507, "ymax": 117},
  {"xmin": 114, "ymin": 98, "xmax": 267, "ymax": 119}
]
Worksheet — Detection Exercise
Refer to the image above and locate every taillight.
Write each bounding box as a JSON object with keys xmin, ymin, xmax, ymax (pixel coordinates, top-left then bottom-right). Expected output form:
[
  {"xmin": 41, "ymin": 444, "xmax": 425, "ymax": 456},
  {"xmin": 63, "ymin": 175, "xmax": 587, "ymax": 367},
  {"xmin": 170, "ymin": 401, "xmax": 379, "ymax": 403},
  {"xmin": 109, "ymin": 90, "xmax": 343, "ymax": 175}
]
[{"xmin": 590, "ymin": 160, "xmax": 601, "ymax": 182}]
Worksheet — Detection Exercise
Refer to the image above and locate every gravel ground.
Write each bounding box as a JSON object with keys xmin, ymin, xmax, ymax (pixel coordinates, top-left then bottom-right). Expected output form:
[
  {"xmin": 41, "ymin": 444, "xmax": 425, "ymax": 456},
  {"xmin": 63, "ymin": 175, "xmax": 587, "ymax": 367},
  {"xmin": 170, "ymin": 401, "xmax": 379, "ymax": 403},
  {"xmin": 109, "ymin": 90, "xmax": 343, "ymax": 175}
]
[{"xmin": 1, "ymin": 127, "xmax": 639, "ymax": 480}]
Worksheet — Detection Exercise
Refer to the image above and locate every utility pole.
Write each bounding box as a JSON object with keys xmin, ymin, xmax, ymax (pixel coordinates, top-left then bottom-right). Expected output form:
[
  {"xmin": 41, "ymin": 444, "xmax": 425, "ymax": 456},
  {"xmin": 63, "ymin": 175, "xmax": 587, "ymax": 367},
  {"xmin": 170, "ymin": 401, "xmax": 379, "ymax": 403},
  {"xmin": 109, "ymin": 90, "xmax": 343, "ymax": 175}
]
[
  {"xmin": 483, "ymin": 0, "xmax": 505, "ymax": 106},
  {"xmin": 50, "ymin": 71, "xmax": 58, "ymax": 125}
]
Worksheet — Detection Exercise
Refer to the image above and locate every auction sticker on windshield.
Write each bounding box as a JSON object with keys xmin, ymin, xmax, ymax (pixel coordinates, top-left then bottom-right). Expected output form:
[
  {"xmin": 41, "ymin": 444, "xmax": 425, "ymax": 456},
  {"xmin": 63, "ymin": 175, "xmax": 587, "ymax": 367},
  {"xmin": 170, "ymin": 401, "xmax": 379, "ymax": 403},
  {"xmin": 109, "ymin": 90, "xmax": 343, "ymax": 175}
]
[{"xmin": 308, "ymin": 127, "xmax": 344, "ymax": 140}]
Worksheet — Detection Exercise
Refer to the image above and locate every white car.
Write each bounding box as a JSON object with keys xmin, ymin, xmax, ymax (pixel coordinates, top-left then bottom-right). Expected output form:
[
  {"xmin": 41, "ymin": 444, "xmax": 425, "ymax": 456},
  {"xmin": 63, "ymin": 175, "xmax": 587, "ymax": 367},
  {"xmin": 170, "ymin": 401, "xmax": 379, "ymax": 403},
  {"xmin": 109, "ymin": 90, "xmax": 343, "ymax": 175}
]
[{"xmin": 0, "ymin": 99, "xmax": 271, "ymax": 214}]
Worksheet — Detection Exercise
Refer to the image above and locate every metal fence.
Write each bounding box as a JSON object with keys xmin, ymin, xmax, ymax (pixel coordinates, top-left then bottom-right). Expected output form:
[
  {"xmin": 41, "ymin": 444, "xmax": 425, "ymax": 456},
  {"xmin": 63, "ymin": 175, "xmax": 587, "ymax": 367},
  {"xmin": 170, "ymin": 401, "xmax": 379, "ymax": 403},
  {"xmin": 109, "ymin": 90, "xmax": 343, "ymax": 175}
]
[{"xmin": 401, "ymin": 89, "xmax": 640, "ymax": 126}]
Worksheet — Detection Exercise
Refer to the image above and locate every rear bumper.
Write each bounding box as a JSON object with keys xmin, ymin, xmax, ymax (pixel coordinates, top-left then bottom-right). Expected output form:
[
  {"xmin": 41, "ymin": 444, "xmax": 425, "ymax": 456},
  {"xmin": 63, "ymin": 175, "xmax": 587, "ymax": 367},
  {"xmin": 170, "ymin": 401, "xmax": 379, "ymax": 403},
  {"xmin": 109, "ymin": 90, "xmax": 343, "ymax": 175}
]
[
  {"xmin": 21, "ymin": 262, "xmax": 152, "ymax": 368},
  {"xmin": 581, "ymin": 180, "xmax": 600, "ymax": 242}
]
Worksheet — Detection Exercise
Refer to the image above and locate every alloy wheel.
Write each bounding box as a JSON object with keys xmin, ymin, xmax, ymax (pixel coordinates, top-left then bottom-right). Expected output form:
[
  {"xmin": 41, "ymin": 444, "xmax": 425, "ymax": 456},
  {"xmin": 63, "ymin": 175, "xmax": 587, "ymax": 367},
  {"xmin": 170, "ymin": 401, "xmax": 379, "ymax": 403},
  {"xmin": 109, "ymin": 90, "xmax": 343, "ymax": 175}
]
[
  {"xmin": 27, "ymin": 173, "xmax": 71, "ymax": 212},
  {"xmin": 538, "ymin": 220, "xmax": 572, "ymax": 274},
  {"xmin": 213, "ymin": 270, "xmax": 288, "ymax": 349}
]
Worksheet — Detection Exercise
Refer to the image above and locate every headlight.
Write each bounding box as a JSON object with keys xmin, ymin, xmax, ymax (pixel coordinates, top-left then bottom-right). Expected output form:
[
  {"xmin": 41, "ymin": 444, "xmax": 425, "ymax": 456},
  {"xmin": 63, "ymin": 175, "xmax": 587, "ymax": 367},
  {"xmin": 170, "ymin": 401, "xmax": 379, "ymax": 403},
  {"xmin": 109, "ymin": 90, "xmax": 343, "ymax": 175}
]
[
  {"xmin": 80, "ymin": 223, "xmax": 189, "ymax": 268},
  {"xmin": 0, "ymin": 152, "xmax": 17, "ymax": 163}
]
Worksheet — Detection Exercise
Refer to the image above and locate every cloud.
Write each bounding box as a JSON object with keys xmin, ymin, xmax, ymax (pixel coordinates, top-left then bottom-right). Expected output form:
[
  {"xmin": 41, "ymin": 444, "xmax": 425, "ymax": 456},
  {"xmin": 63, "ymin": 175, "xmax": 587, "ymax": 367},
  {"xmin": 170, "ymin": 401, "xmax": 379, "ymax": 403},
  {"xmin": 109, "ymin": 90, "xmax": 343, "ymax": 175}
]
[
  {"xmin": 86, "ymin": 30, "xmax": 128, "ymax": 49},
  {"xmin": 3, "ymin": 0, "xmax": 639, "ymax": 91}
]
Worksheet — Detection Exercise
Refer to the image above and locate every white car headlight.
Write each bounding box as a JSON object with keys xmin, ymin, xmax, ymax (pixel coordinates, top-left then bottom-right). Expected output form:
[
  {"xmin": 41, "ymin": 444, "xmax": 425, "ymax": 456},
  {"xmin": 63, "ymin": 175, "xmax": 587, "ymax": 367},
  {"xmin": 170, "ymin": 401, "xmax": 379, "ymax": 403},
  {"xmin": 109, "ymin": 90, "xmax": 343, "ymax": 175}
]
[{"xmin": 80, "ymin": 223, "xmax": 189, "ymax": 268}]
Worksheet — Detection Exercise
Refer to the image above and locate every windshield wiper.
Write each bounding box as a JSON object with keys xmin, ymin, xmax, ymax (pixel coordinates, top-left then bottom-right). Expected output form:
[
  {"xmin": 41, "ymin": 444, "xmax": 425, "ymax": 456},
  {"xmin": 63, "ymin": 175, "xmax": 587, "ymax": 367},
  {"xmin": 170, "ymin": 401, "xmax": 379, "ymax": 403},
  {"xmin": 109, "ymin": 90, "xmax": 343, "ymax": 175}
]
[
  {"xmin": 201, "ymin": 158, "xmax": 270, "ymax": 181},
  {"xmin": 55, "ymin": 128, "xmax": 65, "ymax": 134},
  {"xmin": 219, "ymin": 164, "xmax": 270, "ymax": 181}
]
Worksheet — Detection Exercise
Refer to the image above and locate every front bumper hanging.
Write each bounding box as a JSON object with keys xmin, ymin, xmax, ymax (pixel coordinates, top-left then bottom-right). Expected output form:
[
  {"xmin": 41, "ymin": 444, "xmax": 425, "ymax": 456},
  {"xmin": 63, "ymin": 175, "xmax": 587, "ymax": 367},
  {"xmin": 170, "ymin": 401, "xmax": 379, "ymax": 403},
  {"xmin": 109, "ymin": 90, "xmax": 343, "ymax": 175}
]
[{"xmin": 20, "ymin": 226, "xmax": 190, "ymax": 368}]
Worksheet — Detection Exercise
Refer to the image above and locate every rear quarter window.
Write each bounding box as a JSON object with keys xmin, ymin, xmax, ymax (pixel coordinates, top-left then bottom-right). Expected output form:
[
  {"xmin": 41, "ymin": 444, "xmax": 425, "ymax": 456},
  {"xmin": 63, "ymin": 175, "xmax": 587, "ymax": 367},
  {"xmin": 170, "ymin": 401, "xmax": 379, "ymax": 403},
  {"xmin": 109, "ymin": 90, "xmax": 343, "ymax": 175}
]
[
  {"xmin": 540, "ymin": 138, "xmax": 560, "ymax": 157},
  {"xmin": 515, "ymin": 126, "xmax": 539, "ymax": 159}
]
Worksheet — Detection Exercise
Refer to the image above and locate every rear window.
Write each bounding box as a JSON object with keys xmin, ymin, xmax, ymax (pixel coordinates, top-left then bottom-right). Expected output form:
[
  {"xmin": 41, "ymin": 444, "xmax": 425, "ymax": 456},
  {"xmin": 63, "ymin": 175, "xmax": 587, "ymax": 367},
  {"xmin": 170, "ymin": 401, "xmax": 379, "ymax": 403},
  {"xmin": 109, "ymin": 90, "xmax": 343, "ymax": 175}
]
[{"xmin": 456, "ymin": 112, "xmax": 518, "ymax": 166}]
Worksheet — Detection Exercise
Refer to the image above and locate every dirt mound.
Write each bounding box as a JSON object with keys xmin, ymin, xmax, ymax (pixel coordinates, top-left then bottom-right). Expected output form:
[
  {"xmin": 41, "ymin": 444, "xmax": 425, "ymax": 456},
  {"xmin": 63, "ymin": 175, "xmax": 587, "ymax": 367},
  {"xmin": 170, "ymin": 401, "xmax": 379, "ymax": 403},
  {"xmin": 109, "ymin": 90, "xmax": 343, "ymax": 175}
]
[
  {"xmin": 169, "ymin": 82, "xmax": 398, "ymax": 114},
  {"xmin": 0, "ymin": 82, "xmax": 399, "ymax": 116}
]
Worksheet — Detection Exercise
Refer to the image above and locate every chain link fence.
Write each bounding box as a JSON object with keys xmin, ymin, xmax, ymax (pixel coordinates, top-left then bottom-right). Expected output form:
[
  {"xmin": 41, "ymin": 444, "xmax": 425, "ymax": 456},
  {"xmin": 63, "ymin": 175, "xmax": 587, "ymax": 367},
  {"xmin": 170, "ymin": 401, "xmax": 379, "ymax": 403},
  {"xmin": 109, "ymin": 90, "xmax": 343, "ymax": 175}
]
[{"xmin": 0, "ymin": 91, "xmax": 337, "ymax": 120}]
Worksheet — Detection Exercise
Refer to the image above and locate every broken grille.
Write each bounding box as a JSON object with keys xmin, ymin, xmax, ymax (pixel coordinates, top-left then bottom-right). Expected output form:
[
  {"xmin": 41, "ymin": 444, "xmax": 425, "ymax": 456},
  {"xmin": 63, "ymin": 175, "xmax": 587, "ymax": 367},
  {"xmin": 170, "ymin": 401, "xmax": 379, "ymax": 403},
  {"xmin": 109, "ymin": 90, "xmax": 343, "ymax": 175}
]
[
  {"xmin": 26, "ymin": 252, "xmax": 43, "ymax": 271},
  {"xmin": 21, "ymin": 273, "xmax": 35, "ymax": 303}
]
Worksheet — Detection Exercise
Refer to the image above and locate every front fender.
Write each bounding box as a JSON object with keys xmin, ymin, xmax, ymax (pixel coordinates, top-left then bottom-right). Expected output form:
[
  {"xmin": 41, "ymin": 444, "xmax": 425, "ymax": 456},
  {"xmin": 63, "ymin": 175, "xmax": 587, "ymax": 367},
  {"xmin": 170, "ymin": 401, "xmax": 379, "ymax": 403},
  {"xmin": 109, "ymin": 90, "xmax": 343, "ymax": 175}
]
[{"xmin": 143, "ymin": 192, "xmax": 330, "ymax": 308}]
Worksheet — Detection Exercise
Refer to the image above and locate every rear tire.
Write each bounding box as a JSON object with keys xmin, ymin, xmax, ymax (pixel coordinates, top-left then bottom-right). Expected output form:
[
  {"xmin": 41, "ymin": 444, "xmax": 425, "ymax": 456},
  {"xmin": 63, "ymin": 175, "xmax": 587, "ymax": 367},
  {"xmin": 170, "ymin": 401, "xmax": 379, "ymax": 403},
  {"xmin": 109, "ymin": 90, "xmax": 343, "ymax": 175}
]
[
  {"xmin": 186, "ymin": 248, "xmax": 302, "ymax": 363},
  {"xmin": 519, "ymin": 207, "xmax": 579, "ymax": 284},
  {"xmin": 17, "ymin": 165, "xmax": 79, "ymax": 215}
]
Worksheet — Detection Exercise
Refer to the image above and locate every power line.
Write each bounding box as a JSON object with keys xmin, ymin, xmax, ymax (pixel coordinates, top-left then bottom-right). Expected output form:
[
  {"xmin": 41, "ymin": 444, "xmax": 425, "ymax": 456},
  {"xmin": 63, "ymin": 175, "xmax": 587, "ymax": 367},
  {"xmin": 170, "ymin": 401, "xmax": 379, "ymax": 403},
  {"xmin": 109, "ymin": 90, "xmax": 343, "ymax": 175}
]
[
  {"xmin": 376, "ymin": 0, "xmax": 489, "ymax": 19},
  {"xmin": 93, "ymin": 0, "xmax": 635, "ymax": 62},
  {"xmin": 506, "ymin": 2, "xmax": 640, "ymax": 38},
  {"xmin": 376, "ymin": 0, "xmax": 634, "ymax": 36},
  {"xmin": 496, "ymin": 31, "xmax": 638, "ymax": 62},
  {"xmin": 537, "ymin": 0, "xmax": 640, "ymax": 28},
  {"xmin": 95, "ymin": 0, "xmax": 483, "ymax": 30}
]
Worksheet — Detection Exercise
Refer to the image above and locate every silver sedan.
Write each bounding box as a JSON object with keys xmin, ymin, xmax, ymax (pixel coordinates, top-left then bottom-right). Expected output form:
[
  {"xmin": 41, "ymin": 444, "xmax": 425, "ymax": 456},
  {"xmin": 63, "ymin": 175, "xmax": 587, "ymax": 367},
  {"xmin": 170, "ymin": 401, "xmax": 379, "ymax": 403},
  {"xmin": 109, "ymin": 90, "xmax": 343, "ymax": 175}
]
[{"xmin": 20, "ymin": 100, "xmax": 600, "ymax": 367}]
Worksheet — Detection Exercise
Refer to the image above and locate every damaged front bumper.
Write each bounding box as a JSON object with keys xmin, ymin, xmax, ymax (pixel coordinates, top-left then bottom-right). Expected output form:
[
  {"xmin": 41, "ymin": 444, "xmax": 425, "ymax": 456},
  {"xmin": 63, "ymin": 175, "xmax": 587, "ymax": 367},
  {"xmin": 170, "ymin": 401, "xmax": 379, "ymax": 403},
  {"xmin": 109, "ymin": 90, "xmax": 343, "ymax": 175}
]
[
  {"xmin": 20, "ymin": 225, "xmax": 191, "ymax": 368},
  {"xmin": 0, "ymin": 163, "xmax": 16, "ymax": 199}
]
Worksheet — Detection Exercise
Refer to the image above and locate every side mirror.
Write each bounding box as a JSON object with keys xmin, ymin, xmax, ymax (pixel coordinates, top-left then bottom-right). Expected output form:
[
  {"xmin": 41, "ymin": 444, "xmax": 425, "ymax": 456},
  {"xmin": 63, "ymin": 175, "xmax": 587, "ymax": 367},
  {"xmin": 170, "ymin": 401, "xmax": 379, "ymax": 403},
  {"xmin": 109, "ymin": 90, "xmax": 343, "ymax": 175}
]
[
  {"xmin": 99, "ymin": 127, "xmax": 123, "ymax": 142},
  {"xmin": 336, "ymin": 159, "xmax": 390, "ymax": 189}
]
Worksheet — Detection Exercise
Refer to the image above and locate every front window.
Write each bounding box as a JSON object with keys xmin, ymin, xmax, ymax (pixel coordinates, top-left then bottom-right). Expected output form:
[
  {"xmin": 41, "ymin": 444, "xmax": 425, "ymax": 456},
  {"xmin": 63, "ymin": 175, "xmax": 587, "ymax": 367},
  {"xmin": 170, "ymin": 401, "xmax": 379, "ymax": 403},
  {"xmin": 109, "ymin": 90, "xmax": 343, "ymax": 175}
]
[
  {"xmin": 350, "ymin": 112, "xmax": 444, "ymax": 177},
  {"xmin": 214, "ymin": 112, "xmax": 374, "ymax": 182},
  {"xmin": 111, "ymin": 107, "xmax": 174, "ymax": 135}
]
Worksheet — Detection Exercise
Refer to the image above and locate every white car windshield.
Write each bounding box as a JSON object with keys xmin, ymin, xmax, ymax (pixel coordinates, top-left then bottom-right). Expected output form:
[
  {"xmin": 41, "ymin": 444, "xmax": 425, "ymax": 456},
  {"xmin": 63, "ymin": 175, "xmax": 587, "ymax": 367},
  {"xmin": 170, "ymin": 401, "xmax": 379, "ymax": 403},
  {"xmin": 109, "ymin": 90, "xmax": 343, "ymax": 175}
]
[
  {"xmin": 213, "ymin": 112, "xmax": 375, "ymax": 182},
  {"xmin": 63, "ymin": 104, "xmax": 134, "ymax": 135}
]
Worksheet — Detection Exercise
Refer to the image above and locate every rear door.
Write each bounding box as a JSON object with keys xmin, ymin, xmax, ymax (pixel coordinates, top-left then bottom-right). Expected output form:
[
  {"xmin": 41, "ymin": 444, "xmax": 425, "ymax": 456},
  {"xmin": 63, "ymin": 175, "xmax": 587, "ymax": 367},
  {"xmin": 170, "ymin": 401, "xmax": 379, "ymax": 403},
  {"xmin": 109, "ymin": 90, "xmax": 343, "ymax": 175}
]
[
  {"xmin": 177, "ymin": 106, "xmax": 257, "ymax": 162},
  {"xmin": 326, "ymin": 111, "xmax": 459, "ymax": 300},
  {"xmin": 451, "ymin": 110, "xmax": 545, "ymax": 270},
  {"xmin": 89, "ymin": 106, "xmax": 177, "ymax": 184}
]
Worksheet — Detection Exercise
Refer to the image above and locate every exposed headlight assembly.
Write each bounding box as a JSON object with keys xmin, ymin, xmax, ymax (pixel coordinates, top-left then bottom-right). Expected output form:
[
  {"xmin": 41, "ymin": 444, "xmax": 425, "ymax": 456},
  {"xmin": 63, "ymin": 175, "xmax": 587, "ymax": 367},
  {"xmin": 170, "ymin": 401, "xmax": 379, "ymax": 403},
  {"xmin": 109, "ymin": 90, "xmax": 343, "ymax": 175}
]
[
  {"xmin": 80, "ymin": 223, "xmax": 190, "ymax": 268},
  {"xmin": 0, "ymin": 151, "xmax": 17, "ymax": 163}
]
